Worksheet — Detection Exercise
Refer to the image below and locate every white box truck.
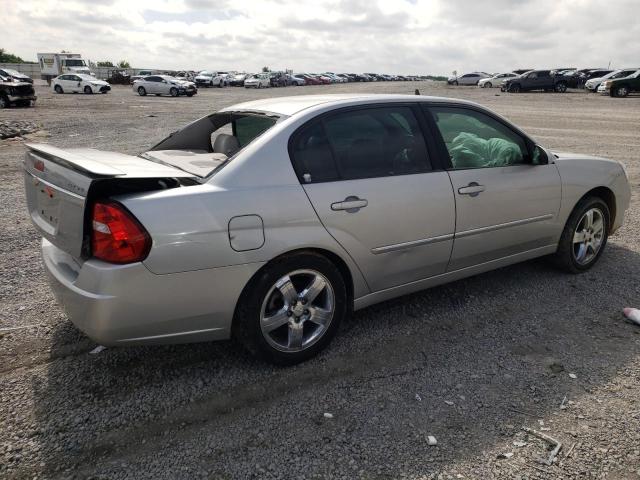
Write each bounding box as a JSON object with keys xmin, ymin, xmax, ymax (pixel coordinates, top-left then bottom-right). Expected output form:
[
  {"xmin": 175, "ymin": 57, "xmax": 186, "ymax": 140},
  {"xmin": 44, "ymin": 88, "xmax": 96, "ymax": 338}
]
[{"xmin": 37, "ymin": 53, "xmax": 93, "ymax": 84}]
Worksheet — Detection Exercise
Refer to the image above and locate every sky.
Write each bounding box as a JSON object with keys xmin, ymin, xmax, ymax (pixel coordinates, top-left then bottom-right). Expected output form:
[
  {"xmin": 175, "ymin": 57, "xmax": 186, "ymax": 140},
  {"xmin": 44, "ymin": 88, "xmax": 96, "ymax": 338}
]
[{"xmin": 4, "ymin": 0, "xmax": 639, "ymax": 75}]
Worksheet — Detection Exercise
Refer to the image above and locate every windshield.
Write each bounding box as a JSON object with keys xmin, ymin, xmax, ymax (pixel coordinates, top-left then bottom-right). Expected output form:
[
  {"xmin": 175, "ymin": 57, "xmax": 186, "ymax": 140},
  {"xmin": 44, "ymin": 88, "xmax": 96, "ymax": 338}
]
[
  {"xmin": 77, "ymin": 74, "xmax": 96, "ymax": 81},
  {"xmin": 198, "ymin": 72, "xmax": 213, "ymax": 77},
  {"xmin": 143, "ymin": 111, "xmax": 280, "ymax": 179},
  {"xmin": 64, "ymin": 59, "xmax": 86, "ymax": 67},
  {"xmin": 4, "ymin": 69, "xmax": 22, "ymax": 76}
]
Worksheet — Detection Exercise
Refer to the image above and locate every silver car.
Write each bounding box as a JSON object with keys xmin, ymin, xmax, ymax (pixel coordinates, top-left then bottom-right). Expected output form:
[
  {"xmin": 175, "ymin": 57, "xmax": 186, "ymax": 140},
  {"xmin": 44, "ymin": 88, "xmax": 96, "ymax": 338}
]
[
  {"xmin": 23, "ymin": 94, "xmax": 631, "ymax": 364},
  {"xmin": 132, "ymin": 75, "xmax": 197, "ymax": 97}
]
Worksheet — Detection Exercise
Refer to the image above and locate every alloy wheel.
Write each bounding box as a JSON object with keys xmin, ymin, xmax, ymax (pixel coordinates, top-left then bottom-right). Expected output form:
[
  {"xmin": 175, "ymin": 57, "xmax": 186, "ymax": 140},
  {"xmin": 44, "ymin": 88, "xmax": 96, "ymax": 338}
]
[
  {"xmin": 260, "ymin": 269, "xmax": 335, "ymax": 352},
  {"xmin": 572, "ymin": 208, "xmax": 605, "ymax": 265}
]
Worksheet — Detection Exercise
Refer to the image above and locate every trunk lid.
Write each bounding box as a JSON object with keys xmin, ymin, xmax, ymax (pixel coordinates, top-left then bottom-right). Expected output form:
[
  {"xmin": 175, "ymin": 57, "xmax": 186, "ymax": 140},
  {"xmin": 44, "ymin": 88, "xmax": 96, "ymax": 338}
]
[{"xmin": 24, "ymin": 143, "xmax": 195, "ymax": 259}]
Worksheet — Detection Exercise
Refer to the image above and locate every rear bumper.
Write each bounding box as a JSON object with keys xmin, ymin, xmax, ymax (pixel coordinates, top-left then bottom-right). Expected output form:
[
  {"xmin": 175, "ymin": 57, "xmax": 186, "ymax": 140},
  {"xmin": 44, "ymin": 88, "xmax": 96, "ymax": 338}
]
[{"xmin": 41, "ymin": 239, "xmax": 263, "ymax": 346}]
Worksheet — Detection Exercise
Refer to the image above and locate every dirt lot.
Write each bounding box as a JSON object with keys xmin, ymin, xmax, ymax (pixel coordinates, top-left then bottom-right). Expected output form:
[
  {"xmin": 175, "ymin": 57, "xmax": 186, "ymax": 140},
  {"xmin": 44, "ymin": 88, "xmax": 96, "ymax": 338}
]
[{"xmin": 1, "ymin": 82, "xmax": 639, "ymax": 480}]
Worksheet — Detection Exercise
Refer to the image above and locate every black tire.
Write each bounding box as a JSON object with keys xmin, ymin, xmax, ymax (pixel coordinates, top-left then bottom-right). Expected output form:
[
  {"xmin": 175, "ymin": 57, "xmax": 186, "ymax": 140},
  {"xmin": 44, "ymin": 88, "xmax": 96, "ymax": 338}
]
[
  {"xmin": 614, "ymin": 86, "xmax": 629, "ymax": 98},
  {"xmin": 233, "ymin": 252, "xmax": 348, "ymax": 365},
  {"xmin": 209, "ymin": 81, "xmax": 214, "ymax": 87},
  {"xmin": 509, "ymin": 83, "xmax": 521, "ymax": 93},
  {"xmin": 186, "ymin": 92, "xmax": 194, "ymax": 97},
  {"xmin": 54, "ymin": 84, "xmax": 63, "ymax": 94},
  {"xmin": 84, "ymin": 85, "xmax": 92, "ymax": 94},
  {"xmin": 137, "ymin": 86, "xmax": 146, "ymax": 96},
  {"xmin": 553, "ymin": 196, "xmax": 610, "ymax": 273},
  {"xmin": 484, "ymin": 82, "xmax": 492, "ymax": 88},
  {"xmin": 554, "ymin": 82, "xmax": 567, "ymax": 93},
  {"xmin": 218, "ymin": 80, "xmax": 224, "ymax": 88},
  {"xmin": 0, "ymin": 94, "xmax": 9, "ymax": 109},
  {"xmin": 169, "ymin": 87, "xmax": 178, "ymax": 97}
]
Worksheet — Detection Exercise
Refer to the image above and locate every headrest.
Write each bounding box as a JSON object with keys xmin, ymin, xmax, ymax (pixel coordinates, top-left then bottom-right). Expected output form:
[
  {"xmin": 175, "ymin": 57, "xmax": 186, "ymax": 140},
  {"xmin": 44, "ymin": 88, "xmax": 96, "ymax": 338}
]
[{"xmin": 213, "ymin": 133, "xmax": 241, "ymax": 157}]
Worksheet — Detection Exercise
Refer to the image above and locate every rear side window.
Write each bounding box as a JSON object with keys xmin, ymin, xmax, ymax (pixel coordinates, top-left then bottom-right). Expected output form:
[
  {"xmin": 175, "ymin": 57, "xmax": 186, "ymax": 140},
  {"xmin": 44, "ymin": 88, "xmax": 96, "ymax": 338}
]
[
  {"xmin": 429, "ymin": 107, "xmax": 529, "ymax": 169},
  {"xmin": 291, "ymin": 106, "xmax": 431, "ymax": 183}
]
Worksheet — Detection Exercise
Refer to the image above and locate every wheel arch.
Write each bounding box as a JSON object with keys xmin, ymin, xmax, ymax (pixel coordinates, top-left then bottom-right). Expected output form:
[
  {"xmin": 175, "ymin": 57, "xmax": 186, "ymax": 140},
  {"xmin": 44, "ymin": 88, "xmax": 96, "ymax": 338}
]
[
  {"xmin": 574, "ymin": 186, "xmax": 617, "ymax": 233},
  {"xmin": 230, "ymin": 247, "xmax": 356, "ymax": 338}
]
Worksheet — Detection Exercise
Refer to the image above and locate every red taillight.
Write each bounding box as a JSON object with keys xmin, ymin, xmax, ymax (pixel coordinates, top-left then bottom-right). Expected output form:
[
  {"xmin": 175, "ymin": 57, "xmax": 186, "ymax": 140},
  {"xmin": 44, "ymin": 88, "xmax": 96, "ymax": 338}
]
[{"xmin": 91, "ymin": 202, "xmax": 151, "ymax": 264}]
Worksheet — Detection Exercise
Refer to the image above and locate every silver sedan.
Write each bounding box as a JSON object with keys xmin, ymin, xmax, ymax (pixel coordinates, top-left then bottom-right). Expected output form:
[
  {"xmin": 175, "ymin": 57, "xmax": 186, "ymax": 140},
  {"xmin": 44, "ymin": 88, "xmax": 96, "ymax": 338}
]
[
  {"xmin": 132, "ymin": 75, "xmax": 197, "ymax": 97},
  {"xmin": 23, "ymin": 94, "xmax": 631, "ymax": 364}
]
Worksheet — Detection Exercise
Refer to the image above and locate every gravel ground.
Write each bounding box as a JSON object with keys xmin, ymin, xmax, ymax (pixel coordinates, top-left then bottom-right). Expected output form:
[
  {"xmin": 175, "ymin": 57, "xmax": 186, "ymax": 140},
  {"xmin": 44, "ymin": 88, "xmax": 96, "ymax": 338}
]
[{"xmin": 1, "ymin": 82, "xmax": 639, "ymax": 480}]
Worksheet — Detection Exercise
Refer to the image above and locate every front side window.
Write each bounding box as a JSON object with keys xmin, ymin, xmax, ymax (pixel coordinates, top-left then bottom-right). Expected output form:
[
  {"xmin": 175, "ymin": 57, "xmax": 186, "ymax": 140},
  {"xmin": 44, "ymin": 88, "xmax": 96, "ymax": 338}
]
[
  {"xmin": 429, "ymin": 107, "xmax": 528, "ymax": 169},
  {"xmin": 291, "ymin": 106, "xmax": 431, "ymax": 183}
]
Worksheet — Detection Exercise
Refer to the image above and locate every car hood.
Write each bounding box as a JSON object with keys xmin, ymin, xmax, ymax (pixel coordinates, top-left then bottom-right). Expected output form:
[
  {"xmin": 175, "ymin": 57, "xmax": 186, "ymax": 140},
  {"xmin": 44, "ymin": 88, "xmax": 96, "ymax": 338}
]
[{"xmin": 195, "ymin": 75, "xmax": 213, "ymax": 80}]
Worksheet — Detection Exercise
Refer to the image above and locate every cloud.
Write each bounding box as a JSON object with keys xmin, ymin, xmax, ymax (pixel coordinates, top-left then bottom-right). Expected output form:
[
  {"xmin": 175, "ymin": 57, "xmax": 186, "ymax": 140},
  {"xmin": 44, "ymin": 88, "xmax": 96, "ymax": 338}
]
[{"xmin": 2, "ymin": 0, "xmax": 638, "ymax": 75}]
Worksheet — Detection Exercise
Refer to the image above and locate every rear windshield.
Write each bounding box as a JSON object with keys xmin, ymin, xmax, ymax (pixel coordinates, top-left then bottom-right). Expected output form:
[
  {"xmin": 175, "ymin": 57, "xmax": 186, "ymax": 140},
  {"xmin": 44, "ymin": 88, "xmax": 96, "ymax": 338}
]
[{"xmin": 142, "ymin": 111, "xmax": 280, "ymax": 178}]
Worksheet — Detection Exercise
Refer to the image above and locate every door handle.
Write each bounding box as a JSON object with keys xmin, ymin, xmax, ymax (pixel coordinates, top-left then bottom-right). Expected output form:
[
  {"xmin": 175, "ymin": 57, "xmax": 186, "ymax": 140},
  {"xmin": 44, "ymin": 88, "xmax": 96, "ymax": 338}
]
[
  {"xmin": 458, "ymin": 182, "xmax": 485, "ymax": 197},
  {"xmin": 331, "ymin": 196, "xmax": 368, "ymax": 212}
]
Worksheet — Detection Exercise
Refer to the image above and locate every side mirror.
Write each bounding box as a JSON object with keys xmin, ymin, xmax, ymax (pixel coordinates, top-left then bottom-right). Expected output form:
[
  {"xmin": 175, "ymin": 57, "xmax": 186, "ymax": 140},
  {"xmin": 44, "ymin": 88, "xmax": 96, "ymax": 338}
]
[{"xmin": 532, "ymin": 145, "xmax": 549, "ymax": 165}]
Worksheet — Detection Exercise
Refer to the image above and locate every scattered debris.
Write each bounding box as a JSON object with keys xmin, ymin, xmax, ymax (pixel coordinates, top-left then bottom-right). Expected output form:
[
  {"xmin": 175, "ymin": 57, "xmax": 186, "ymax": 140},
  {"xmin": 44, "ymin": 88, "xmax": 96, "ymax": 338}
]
[
  {"xmin": 427, "ymin": 435, "xmax": 438, "ymax": 446},
  {"xmin": 497, "ymin": 452, "xmax": 514, "ymax": 459},
  {"xmin": 508, "ymin": 407, "xmax": 541, "ymax": 418},
  {"xmin": 145, "ymin": 114, "xmax": 158, "ymax": 118},
  {"xmin": 444, "ymin": 400, "xmax": 454, "ymax": 406},
  {"xmin": 560, "ymin": 395, "xmax": 568, "ymax": 410},
  {"xmin": 415, "ymin": 394, "xmax": 422, "ymax": 402},
  {"xmin": 513, "ymin": 441, "xmax": 528, "ymax": 448},
  {"xmin": 89, "ymin": 345, "xmax": 107, "ymax": 355},
  {"xmin": 323, "ymin": 412, "xmax": 333, "ymax": 419},
  {"xmin": 623, "ymin": 308, "xmax": 640, "ymax": 325},
  {"xmin": 568, "ymin": 373, "xmax": 577, "ymax": 379},
  {"xmin": 0, "ymin": 324, "xmax": 43, "ymax": 333},
  {"xmin": 0, "ymin": 120, "xmax": 40, "ymax": 140},
  {"xmin": 565, "ymin": 442, "xmax": 577, "ymax": 459},
  {"xmin": 522, "ymin": 427, "xmax": 562, "ymax": 465}
]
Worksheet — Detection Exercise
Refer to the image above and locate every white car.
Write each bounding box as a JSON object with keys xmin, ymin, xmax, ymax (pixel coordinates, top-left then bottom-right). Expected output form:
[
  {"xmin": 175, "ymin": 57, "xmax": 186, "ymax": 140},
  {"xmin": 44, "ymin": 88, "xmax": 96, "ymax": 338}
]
[
  {"xmin": 585, "ymin": 68, "xmax": 639, "ymax": 92},
  {"xmin": 194, "ymin": 71, "xmax": 226, "ymax": 88},
  {"xmin": 51, "ymin": 74, "xmax": 111, "ymax": 94},
  {"xmin": 244, "ymin": 74, "xmax": 270, "ymax": 89},
  {"xmin": 478, "ymin": 73, "xmax": 518, "ymax": 88},
  {"xmin": 133, "ymin": 75, "xmax": 197, "ymax": 97},
  {"xmin": 447, "ymin": 72, "xmax": 491, "ymax": 86}
]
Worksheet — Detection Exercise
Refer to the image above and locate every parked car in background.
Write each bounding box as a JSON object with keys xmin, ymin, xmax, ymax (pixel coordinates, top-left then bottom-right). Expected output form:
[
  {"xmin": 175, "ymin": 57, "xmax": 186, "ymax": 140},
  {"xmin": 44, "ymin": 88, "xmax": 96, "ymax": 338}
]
[
  {"xmin": 297, "ymin": 74, "xmax": 322, "ymax": 85},
  {"xmin": 194, "ymin": 71, "xmax": 225, "ymax": 88},
  {"xmin": 244, "ymin": 74, "xmax": 270, "ymax": 89},
  {"xmin": 269, "ymin": 72, "xmax": 288, "ymax": 87},
  {"xmin": 502, "ymin": 70, "xmax": 568, "ymax": 93},
  {"xmin": 0, "ymin": 68, "xmax": 33, "ymax": 84},
  {"xmin": 133, "ymin": 75, "xmax": 197, "ymax": 97},
  {"xmin": 601, "ymin": 70, "xmax": 640, "ymax": 97},
  {"xmin": 52, "ymin": 74, "xmax": 111, "ymax": 94},
  {"xmin": 447, "ymin": 72, "xmax": 491, "ymax": 86},
  {"xmin": 229, "ymin": 73, "xmax": 250, "ymax": 86},
  {"xmin": 287, "ymin": 74, "xmax": 306, "ymax": 86},
  {"xmin": 585, "ymin": 69, "xmax": 638, "ymax": 92},
  {"xmin": 0, "ymin": 75, "xmax": 37, "ymax": 108},
  {"xmin": 478, "ymin": 73, "xmax": 517, "ymax": 88},
  {"xmin": 24, "ymin": 94, "xmax": 630, "ymax": 365}
]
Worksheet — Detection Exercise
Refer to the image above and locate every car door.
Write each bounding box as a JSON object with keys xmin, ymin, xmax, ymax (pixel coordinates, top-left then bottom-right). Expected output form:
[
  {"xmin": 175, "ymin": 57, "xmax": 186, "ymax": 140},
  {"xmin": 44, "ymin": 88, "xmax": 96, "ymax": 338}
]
[
  {"xmin": 61, "ymin": 75, "xmax": 75, "ymax": 91},
  {"xmin": 69, "ymin": 75, "xmax": 82, "ymax": 92},
  {"xmin": 145, "ymin": 76, "xmax": 160, "ymax": 94},
  {"xmin": 424, "ymin": 105, "xmax": 561, "ymax": 271},
  {"xmin": 292, "ymin": 105, "xmax": 456, "ymax": 292}
]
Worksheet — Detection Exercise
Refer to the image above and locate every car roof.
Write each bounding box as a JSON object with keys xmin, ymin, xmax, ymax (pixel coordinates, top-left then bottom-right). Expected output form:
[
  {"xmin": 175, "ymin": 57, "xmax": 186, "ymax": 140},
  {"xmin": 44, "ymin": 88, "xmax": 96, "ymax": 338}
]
[{"xmin": 220, "ymin": 94, "xmax": 474, "ymax": 116}]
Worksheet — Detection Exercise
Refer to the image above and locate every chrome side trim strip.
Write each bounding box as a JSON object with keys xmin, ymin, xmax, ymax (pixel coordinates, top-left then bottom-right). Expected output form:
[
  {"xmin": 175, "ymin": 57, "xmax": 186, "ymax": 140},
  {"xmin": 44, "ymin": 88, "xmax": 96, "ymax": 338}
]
[
  {"xmin": 371, "ymin": 233, "xmax": 454, "ymax": 254},
  {"xmin": 116, "ymin": 327, "xmax": 225, "ymax": 343},
  {"xmin": 455, "ymin": 214, "xmax": 554, "ymax": 239}
]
